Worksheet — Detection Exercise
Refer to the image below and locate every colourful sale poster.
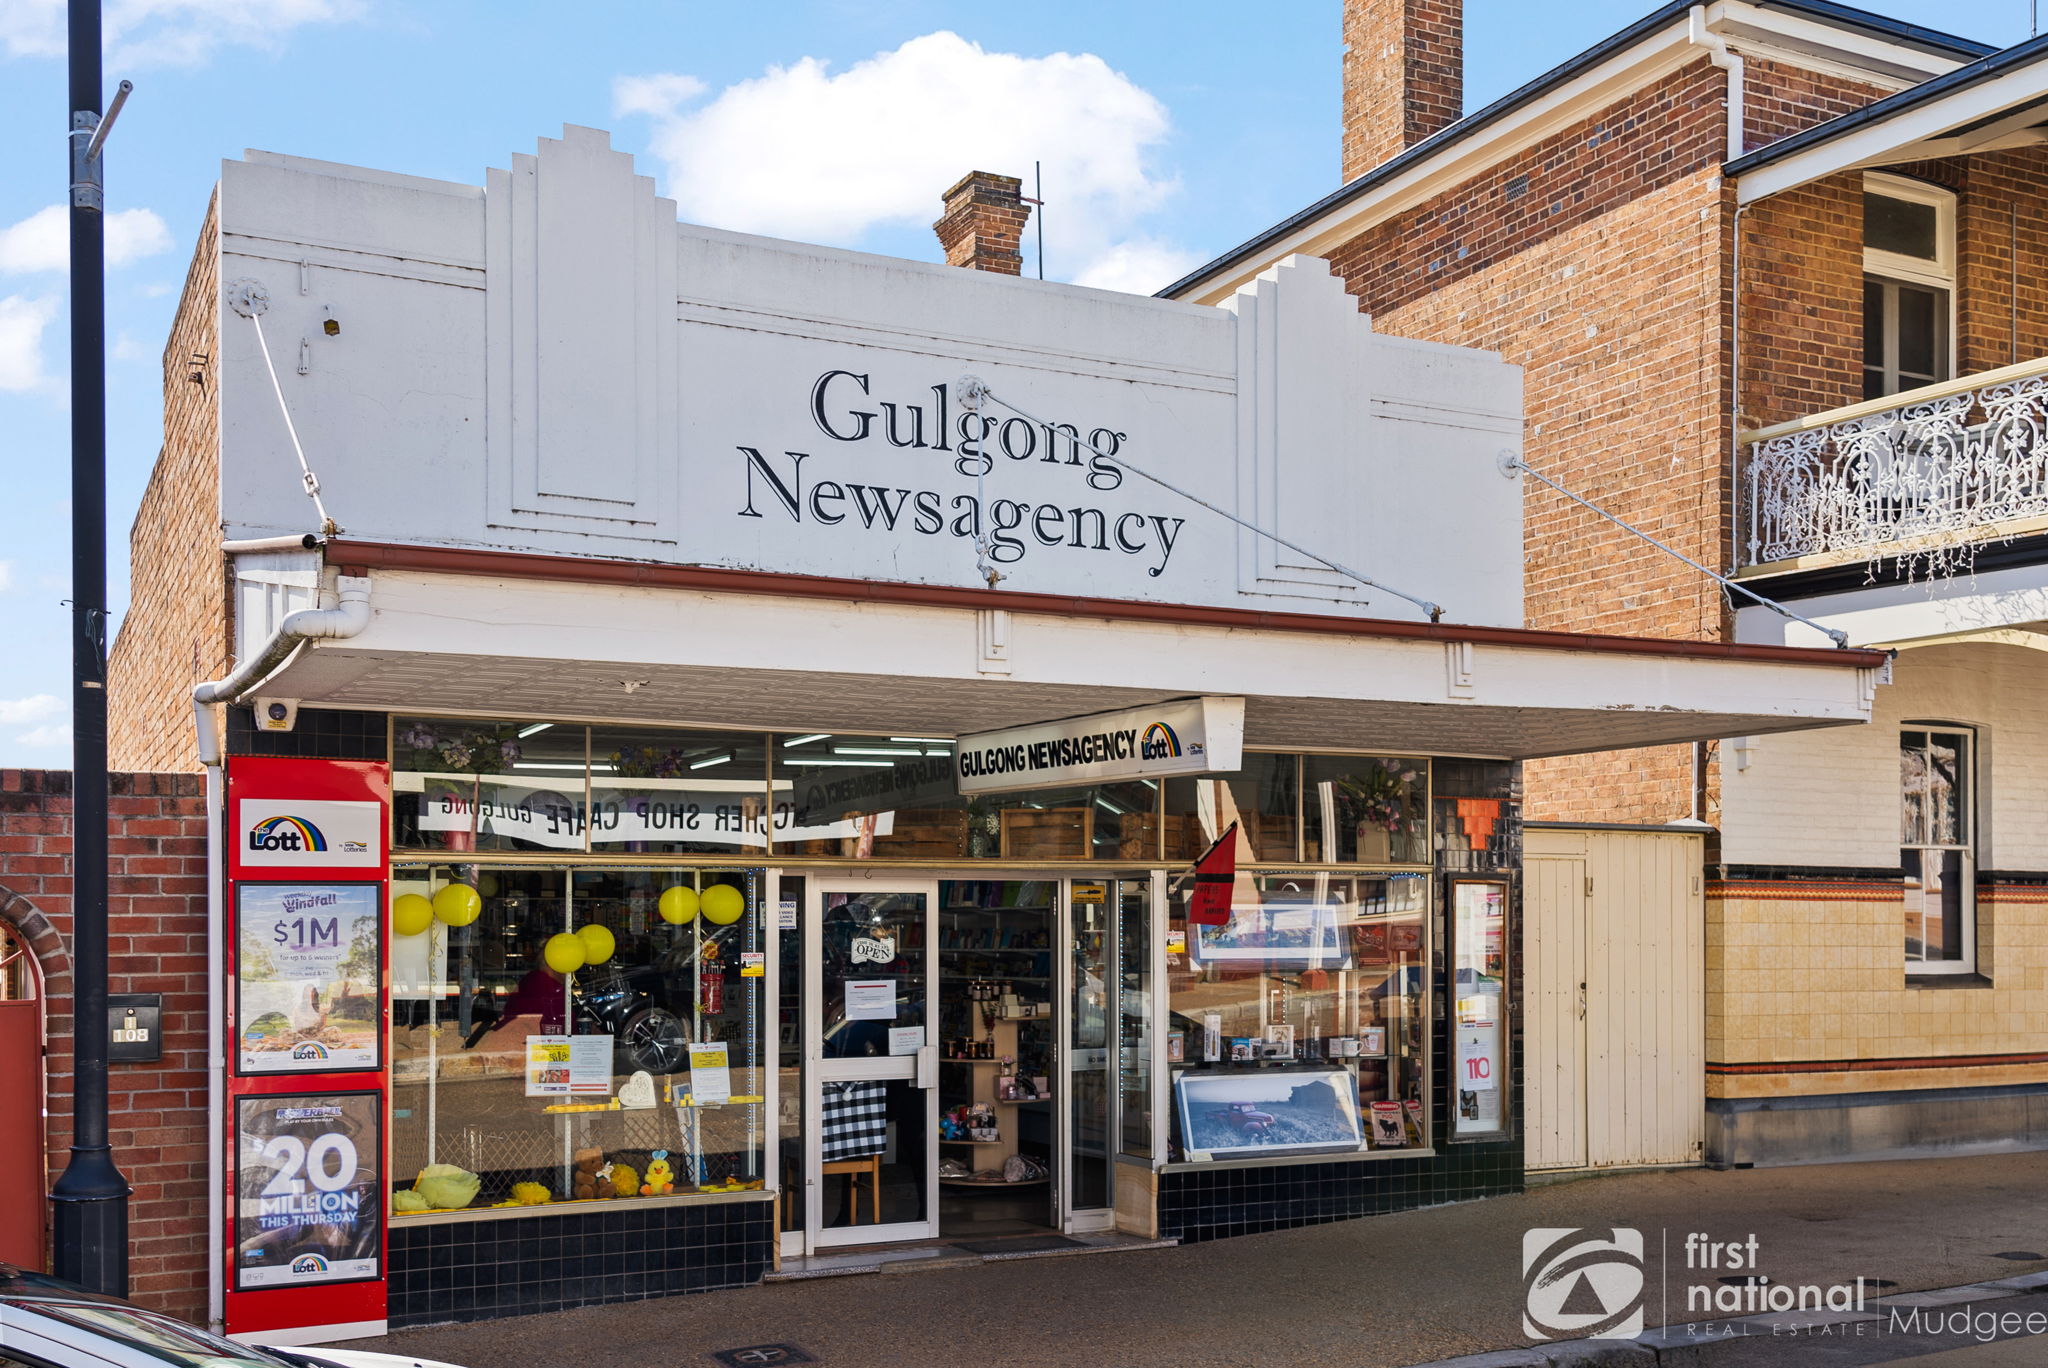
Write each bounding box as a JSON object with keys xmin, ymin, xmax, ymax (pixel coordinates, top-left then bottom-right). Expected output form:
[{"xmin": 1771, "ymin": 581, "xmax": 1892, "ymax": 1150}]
[{"xmin": 234, "ymin": 1093, "xmax": 382, "ymax": 1289}]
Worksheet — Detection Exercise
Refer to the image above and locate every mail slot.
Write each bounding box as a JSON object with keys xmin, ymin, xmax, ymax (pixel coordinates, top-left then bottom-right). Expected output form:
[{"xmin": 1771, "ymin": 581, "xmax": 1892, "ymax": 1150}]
[{"xmin": 108, "ymin": 993, "xmax": 163, "ymax": 1063}]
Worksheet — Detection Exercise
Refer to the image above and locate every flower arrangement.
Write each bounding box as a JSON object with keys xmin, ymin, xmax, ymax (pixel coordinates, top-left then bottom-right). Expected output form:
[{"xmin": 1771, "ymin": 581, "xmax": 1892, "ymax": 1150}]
[
  {"xmin": 608, "ymin": 744, "xmax": 696, "ymax": 779},
  {"xmin": 1337, "ymin": 758, "xmax": 1423, "ymax": 834},
  {"xmin": 398, "ymin": 721, "xmax": 523, "ymax": 774}
]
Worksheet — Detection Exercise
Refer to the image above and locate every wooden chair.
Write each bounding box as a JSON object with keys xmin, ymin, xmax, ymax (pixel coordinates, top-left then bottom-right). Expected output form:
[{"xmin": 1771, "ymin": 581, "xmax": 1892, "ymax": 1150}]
[{"xmin": 782, "ymin": 1152, "xmax": 884, "ymax": 1227}]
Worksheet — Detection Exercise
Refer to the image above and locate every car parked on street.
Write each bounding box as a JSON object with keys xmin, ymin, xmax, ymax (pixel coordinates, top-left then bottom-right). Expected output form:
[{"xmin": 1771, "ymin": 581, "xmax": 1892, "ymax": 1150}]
[{"xmin": 0, "ymin": 1265, "xmax": 462, "ymax": 1368}]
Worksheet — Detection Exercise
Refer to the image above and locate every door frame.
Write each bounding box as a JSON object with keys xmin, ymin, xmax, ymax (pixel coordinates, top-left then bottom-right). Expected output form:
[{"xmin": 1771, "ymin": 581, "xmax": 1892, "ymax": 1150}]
[{"xmin": 802, "ymin": 877, "xmax": 941, "ymax": 1252}]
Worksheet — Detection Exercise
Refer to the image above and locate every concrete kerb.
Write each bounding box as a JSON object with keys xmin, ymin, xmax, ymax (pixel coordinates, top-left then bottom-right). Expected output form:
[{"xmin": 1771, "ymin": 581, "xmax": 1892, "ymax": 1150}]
[{"xmin": 1402, "ymin": 1271, "xmax": 2048, "ymax": 1368}]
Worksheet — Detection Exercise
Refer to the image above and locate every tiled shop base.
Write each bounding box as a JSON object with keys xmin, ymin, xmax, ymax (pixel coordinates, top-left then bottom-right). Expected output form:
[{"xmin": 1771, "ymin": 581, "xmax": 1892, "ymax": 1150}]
[
  {"xmin": 387, "ymin": 1200, "xmax": 774, "ymax": 1327},
  {"xmin": 1159, "ymin": 1141, "xmax": 1524, "ymax": 1243}
]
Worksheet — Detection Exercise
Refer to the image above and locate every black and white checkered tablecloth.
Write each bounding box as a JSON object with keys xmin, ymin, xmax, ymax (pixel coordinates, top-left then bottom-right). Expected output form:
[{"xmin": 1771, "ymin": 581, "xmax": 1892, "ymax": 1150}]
[{"xmin": 819, "ymin": 1080, "xmax": 888, "ymax": 1161}]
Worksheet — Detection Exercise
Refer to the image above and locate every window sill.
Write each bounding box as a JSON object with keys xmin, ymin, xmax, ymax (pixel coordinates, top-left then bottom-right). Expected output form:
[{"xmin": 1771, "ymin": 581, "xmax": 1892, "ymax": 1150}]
[
  {"xmin": 1906, "ymin": 972, "xmax": 1993, "ymax": 990},
  {"xmin": 391, "ymin": 1186, "xmax": 774, "ymax": 1226}
]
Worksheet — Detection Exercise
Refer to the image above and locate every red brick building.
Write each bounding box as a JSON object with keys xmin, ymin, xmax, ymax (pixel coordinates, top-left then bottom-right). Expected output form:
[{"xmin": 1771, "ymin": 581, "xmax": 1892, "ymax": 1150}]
[{"xmin": 1166, "ymin": 0, "xmax": 2048, "ymax": 1166}]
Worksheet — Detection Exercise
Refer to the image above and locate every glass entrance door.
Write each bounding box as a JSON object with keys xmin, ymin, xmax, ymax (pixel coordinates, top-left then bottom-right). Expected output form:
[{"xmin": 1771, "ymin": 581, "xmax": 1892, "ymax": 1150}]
[
  {"xmin": 1063, "ymin": 880, "xmax": 1113, "ymax": 1225},
  {"xmin": 804, "ymin": 881, "xmax": 938, "ymax": 1250}
]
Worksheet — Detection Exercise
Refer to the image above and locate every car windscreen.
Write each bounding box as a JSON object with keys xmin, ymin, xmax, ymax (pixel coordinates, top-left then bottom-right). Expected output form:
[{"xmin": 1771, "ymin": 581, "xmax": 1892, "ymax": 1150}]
[{"xmin": 22, "ymin": 1302, "xmax": 294, "ymax": 1368}]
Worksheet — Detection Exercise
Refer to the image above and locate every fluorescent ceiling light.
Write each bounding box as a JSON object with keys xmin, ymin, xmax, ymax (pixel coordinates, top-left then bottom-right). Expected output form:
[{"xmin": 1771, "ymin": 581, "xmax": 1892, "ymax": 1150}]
[
  {"xmin": 783, "ymin": 734, "xmax": 830, "ymax": 748},
  {"xmin": 516, "ymin": 722, "xmax": 554, "ymax": 738},
  {"xmin": 785, "ymin": 756, "xmax": 893, "ymax": 767},
  {"xmin": 690, "ymin": 755, "xmax": 732, "ymax": 770},
  {"xmin": 513, "ymin": 762, "xmax": 585, "ymax": 772},
  {"xmin": 889, "ymin": 737, "xmax": 953, "ymax": 745},
  {"xmin": 834, "ymin": 746, "xmax": 921, "ymax": 756}
]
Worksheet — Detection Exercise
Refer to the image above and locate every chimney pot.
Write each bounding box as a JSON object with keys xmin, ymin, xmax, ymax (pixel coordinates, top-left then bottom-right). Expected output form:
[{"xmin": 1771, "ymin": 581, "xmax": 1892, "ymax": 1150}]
[{"xmin": 934, "ymin": 170, "xmax": 1029, "ymax": 275}]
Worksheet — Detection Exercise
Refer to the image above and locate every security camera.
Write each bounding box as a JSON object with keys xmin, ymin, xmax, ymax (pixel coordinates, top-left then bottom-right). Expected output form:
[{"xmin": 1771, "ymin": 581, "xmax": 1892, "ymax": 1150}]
[{"xmin": 254, "ymin": 697, "xmax": 299, "ymax": 732}]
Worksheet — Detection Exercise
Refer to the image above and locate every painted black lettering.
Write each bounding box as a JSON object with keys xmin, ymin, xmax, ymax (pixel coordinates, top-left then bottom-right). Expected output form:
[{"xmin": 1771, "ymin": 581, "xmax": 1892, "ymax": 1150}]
[
  {"xmin": 1147, "ymin": 515, "xmax": 1186, "ymax": 577},
  {"xmin": 848, "ymin": 484, "xmax": 911, "ymax": 529},
  {"xmin": 1031, "ymin": 504, "xmax": 1067, "ymax": 546},
  {"xmin": 1068, "ymin": 506, "xmax": 1107, "ymax": 550},
  {"xmin": 809, "ymin": 480, "xmax": 848, "ymax": 525},
  {"xmin": 1113, "ymin": 511, "xmax": 1148, "ymax": 554},
  {"xmin": 879, "ymin": 401, "xmax": 927, "ymax": 450},
  {"xmin": 811, "ymin": 370, "xmax": 875, "ymax": 442},
  {"xmin": 737, "ymin": 447, "xmax": 807, "ymax": 520},
  {"xmin": 912, "ymin": 490, "xmax": 944, "ymax": 534}
]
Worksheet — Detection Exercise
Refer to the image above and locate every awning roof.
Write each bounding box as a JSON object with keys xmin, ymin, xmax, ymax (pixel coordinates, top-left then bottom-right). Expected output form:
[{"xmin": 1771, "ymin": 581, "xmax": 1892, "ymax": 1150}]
[
  {"xmin": 250, "ymin": 548, "xmax": 1888, "ymax": 762},
  {"xmin": 1730, "ymin": 30, "xmax": 2048, "ymax": 201}
]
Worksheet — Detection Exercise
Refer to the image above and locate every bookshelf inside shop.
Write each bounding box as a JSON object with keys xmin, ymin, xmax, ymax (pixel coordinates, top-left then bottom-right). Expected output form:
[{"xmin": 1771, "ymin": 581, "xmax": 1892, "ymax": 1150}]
[{"xmin": 938, "ymin": 884, "xmax": 1055, "ymax": 1188}]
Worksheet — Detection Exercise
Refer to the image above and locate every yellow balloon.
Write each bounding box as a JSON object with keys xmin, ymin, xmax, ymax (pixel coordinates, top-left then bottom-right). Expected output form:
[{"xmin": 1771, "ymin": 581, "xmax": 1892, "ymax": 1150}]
[
  {"xmin": 701, "ymin": 883, "xmax": 745, "ymax": 925},
  {"xmin": 478, "ymin": 873, "xmax": 501, "ymax": 897},
  {"xmin": 543, "ymin": 932, "xmax": 586, "ymax": 974},
  {"xmin": 433, "ymin": 882, "xmax": 482, "ymax": 927},
  {"xmin": 391, "ymin": 893, "xmax": 433, "ymax": 938},
  {"xmin": 576, "ymin": 923, "xmax": 616, "ymax": 964},
  {"xmin": 658, "ymin": 885, "xmax": 699, "ymax": 925}
]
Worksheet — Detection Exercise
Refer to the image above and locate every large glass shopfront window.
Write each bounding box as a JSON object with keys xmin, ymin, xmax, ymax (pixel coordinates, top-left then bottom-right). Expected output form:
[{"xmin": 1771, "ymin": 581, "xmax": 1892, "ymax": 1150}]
[
  {"xmin": 388, "ymin": 864, "xmax": 767, "ymax": 1217},
  {"xmin": 391, "ymin": 716, "xmax": 1434, "ymax": 869},
  {"xmin": 1164, "ymin": 872, "xmax": 1429, "ymax": 1162}
]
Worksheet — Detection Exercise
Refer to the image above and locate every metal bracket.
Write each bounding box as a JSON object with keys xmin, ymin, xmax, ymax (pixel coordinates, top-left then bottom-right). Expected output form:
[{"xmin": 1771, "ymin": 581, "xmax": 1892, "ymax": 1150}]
[
  {"xmin": 68, "ymin": 81, "xmax": 132, "ymax": 212},
  {"xmin": 227, "ymin": 279, "xmax": 271, "ymax": 318}
]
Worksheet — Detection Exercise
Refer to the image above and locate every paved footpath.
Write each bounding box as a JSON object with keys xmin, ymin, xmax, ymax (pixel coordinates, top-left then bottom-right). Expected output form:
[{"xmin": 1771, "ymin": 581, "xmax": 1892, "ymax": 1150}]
[{"xmin": 358, "ymin": 1152, "xmax": 2048, "ymax": 1368}]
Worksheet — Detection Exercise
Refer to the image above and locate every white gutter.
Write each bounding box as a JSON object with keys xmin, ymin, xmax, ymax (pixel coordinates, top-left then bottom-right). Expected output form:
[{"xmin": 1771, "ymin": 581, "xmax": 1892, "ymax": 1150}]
[
  {"xmin": 1690, "ymin": 5, "xmax": 1746, "ymax": 162},
  {"xmin": 220, "ymin": 533, "xmax": 323, "ymax": 555},
  {"xmin": 191, "ymin": 573, "xmax": 371, "ymax": 1327}
]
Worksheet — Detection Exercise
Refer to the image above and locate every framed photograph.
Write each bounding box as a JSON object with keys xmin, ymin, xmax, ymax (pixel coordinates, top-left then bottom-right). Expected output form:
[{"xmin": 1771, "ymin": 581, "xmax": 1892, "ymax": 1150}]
[
  {"xmin": 234, "ymin": 882, "xmax": 382, "ymax": 1074},
  {"xmin": 1174, "ymin": 1068, "xmax": 1364, "ymax": 1160},
  {"xmin": 1192, "ymin": 902, "xmax": 1350, "ymax": 967}
]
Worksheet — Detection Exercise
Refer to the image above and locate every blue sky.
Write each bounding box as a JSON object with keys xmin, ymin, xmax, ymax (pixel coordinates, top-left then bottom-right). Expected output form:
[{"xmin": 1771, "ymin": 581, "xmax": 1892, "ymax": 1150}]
[{"xmin": 0, "ymin": 0, "xmax": 2035, "ymax": 767}]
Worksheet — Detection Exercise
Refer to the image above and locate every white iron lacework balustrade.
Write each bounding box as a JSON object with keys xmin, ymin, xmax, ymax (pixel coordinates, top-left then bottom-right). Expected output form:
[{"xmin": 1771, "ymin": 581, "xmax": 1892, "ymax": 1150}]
[{"xmin": 1745, "ymin": 366, "xmax": 2048, "ymax": 572}]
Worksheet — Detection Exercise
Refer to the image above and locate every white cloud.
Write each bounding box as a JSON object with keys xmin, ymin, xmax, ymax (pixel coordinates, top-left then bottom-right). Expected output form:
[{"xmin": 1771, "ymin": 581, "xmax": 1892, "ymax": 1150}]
[
  {"xmin": 0, "ymin": 694, "xmax": 61, "ymax": 725},
  {"xmin": 15, "ymin": 723, "xmax": 73, "ymax": 750},
  {"xmin": 0, "ymin": 295, "xmax": 59, "ymax": 392},
  {"xmin": 615, "ymin": 32, "xmax": 1191, "ymax": 286},
  {"xmin": 0, "ymin": 205, "xmax": 172, "ymax": 274},
  {"xmin": 1071, "ymin": 238, "xmax": 1205, "ymax": 296},
  {"xmin": 4, "ymin": 0, "xmax": 364, "ymax": 66}
]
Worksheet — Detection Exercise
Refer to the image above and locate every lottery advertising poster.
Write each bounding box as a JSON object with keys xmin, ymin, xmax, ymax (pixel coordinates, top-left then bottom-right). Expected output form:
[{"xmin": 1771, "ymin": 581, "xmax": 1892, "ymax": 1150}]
[
  {"xmin": 234, "ymin": 1093, "xmax": 383, "ymax": 1290},
  {"xmin": 236, "ymin": 883, "xmax": 382, "ymax": 1073}
]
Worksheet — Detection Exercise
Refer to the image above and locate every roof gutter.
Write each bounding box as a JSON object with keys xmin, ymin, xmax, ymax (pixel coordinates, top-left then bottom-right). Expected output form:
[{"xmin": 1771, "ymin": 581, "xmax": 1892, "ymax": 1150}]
[
  {"xmin": 190, "ymin": 575, "xmax": 372, "ymax": 764},
  {"xmin": 1690, "ymin": 5, "xmax": 1747, "ymax": 161}
]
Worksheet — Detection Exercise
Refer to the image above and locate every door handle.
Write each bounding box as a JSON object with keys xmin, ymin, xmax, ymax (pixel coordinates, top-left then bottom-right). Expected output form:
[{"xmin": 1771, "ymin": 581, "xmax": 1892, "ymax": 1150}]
[{"xmin": 916, "ymin": 1043, "xmax": 937, "ymax": 1090}]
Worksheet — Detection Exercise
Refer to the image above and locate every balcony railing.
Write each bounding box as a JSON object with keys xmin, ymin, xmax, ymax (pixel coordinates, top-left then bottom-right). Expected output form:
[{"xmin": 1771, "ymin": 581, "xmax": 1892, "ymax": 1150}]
[{"xmin": 1741, "ymin": 356, "xmax": 2048, "ymax": 571}]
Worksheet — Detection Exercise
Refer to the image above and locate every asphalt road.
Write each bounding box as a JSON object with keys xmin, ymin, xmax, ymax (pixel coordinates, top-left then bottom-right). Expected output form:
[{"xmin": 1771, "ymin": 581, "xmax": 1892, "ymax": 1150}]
[{"xmin": 357, "ymin": 1150, "xmax": 2048, "ymax": 1368}]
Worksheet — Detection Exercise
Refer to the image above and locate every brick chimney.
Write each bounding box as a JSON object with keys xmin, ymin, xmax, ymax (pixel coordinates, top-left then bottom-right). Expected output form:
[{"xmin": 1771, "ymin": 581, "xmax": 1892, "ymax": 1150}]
[
  {"xmin": 934, "ymin": 171, "xmax": 1029, "ymax": 275},
  {"xmin": 1341, "ymin": 0, "xmax": 1464, "ymax": 184}
]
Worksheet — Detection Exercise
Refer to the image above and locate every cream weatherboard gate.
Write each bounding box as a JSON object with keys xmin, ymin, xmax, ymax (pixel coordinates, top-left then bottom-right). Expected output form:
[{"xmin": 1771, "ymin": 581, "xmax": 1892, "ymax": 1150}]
[{"xmin": 1525, "ymin": 826, "xmax": 1705, "ymax": 1171}]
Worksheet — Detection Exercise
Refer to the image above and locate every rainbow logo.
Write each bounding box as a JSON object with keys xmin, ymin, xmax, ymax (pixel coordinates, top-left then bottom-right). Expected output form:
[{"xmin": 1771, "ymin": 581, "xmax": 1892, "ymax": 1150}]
[
  {"xmin": 247, "ymin": 815, "xmax": 327, "ymax": 853},
  {"xmin": 290, "ymin": 1254, "xmax": 330, "ymax": 1277},
  {"xmin": 291, "ymin": 1041, "xmax": 331, "ymax": 1060},
  {"xmin": 1140, "ymin": 722, "xmax": 1182, "ymax": 760}
]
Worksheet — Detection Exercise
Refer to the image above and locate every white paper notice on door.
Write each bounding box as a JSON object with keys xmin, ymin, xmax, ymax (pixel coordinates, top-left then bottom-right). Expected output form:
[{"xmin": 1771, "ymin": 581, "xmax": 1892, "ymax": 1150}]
[
  {"xmin": 844, "ymin": 979, "xmax": 896, "ymax": 1021},
  {"xmin": 888, "ymin": 1026, "xmax": 924, "ymax": 1056},
  {"xmin": 686, "ymin": 1041, "xmax": 731, "ymax": 1105}
]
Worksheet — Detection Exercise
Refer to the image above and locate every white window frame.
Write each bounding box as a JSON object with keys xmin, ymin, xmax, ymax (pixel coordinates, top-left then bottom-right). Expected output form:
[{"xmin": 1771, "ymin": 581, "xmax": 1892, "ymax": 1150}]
[
  {"xmin": 1863, "ymin": 173, "xmax": 1956, "ymax": 397},
  {"xmin": 1900, "ymin": 723, "xmax": 1977, "ymax": 977}
]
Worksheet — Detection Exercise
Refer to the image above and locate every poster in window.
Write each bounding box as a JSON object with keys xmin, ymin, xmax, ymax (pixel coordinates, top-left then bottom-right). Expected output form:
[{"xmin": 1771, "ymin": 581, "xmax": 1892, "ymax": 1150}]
[
  {"xmin": 235, "ymin": 883, "xmax": 382, "ymax": 1073},
  {"xmin": 1173, "ymin": 1068, "xmax": 1363, "ymax": 1160},
  {"xmin": 234, "ymin": 1092, "xmax": 382, "ymax": 1289},
  {"xmin": 1451, "ymin": 880, "xmax": 1509, "ymax": 1137}
]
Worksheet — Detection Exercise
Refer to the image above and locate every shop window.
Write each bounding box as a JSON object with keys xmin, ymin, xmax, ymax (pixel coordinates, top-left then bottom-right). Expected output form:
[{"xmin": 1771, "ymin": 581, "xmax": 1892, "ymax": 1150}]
[
  {"xmin": 388, "ymin": 864, "xmax": 768, "ymax": 1216},
  {"xmin": 392, "ymin": 717, "xmax": 591, "ymax": 853},
  {"xmin": 1901, "ymin": 727, "xmax": 1977, "ymax": 975},
  {"xmin": 1164, "ymin": 754, "xmax": 1301, "ymax": 863},
  {"xmin": 590, "ymin": 726, "xmax": 771, "ymax": 855},
  {"xmin": 1304, "ymin": 755, "xmax": 1429, "ymax": 864},
  {"xmin": 775, "ymin": 733, "xmax": 969, "ymax": 857},
  {"xmin": 1862, "ymin": 175, "xmax": 1953, "ymax": 400},
  {"xmin": 1116, "ymin": 877, "xmax": 1153, "ymax": 1158},
  {"xmin": 1163, "ymin": 872, "xmax": 1428, "ymax": 1162},
  {"xmin": 1448, "ymin": 880, "xmax": 1510, "ymax": 1138}
]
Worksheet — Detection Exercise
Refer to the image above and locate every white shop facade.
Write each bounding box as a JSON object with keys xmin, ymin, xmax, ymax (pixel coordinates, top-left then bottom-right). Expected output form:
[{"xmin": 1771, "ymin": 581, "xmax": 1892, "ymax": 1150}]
[{"xmin": 174, "ymin": 129, "xmax": 1886, "ymax": 1340}]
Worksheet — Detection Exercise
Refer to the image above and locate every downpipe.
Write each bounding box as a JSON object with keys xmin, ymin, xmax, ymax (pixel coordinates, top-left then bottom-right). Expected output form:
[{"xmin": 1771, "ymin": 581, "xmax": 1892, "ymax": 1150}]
[{"xmin": 191, "ymin": 574, "xmax": 373, "ymax": 729}]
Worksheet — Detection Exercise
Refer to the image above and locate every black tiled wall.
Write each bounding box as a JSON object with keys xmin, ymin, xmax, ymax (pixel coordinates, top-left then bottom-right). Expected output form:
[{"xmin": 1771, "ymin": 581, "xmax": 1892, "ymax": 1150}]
[
  {"xmin": 227, "ymin": 705, "xmax": 389, "ymax": 759},
  {"xmin": 387, "ymin": 1200, "xmax": 774, "ymax": 1327}
]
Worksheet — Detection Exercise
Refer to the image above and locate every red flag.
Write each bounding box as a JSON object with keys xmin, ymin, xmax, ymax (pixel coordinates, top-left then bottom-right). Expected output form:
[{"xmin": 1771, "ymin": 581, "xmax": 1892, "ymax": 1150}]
[{"xmin": 1186, "ymin": 822, "xmax": 1238, "ymax": 926}]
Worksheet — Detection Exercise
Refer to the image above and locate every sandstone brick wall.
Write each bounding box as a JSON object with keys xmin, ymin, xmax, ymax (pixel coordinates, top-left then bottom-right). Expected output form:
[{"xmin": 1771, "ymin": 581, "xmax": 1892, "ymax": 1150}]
[
  {"xmin": 0, "ymin": 769, "xmax": 210, "ymax": 1323},
  {"xmin": 108, "ymin": 194, "xmax": 224, "ymax": 776}
]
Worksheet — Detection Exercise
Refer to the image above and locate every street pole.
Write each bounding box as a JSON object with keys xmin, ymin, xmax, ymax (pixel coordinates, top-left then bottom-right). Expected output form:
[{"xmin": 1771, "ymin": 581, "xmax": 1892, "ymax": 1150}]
[{"xmin": 50, "ymin": 0, "xmax": 131, "ymax": 1296}]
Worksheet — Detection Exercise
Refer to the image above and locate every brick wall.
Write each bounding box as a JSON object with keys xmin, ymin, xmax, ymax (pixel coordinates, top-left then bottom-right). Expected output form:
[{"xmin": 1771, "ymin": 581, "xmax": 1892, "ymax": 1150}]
[
  {"xmin": 1742, "ymin": 59, "xmax": 1890, "ymax": 152},
  {"xmin": 1341, "ymin": 0, "xmax": 1463, "ymax": 182},
  {"xmin": 108, "ymin": 193, "xmax": 223, "ymax": 777},
  {"xmin": 0, "ymin": 769, "xmax": 211, "ymax": 1324},
  {"xmin": 932, "ymin": 171, "xmax": 1029, "ymax": 275}
]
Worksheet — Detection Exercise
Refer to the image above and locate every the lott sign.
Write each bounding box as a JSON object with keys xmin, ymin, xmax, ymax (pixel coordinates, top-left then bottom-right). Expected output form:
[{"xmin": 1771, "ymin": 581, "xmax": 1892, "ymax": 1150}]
[
  {"xmin": 955, "ymin": 697, "xmax": 1245, "ymax": 796},
  {"xmin": 237, "ymin": 798, "xmax": 383, "ymax": 870}
]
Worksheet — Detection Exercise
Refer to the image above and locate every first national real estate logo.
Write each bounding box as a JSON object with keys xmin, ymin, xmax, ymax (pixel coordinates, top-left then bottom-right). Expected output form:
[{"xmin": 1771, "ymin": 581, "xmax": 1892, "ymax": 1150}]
[{"xmin": 1523, "ymin": 1228, "xmax": 1646, "ymax": 1341}]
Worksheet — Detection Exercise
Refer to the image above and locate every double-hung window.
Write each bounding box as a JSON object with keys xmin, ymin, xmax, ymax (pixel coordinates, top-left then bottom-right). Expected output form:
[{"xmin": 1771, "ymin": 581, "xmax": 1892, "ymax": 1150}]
[
  {"xmin": 1900, "ymin": 726, "xmax": 1976, "ymax": 974},
  {"xmin": 1863, "ymin": 175, "xmax": 1955, "ymax": 401}
]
